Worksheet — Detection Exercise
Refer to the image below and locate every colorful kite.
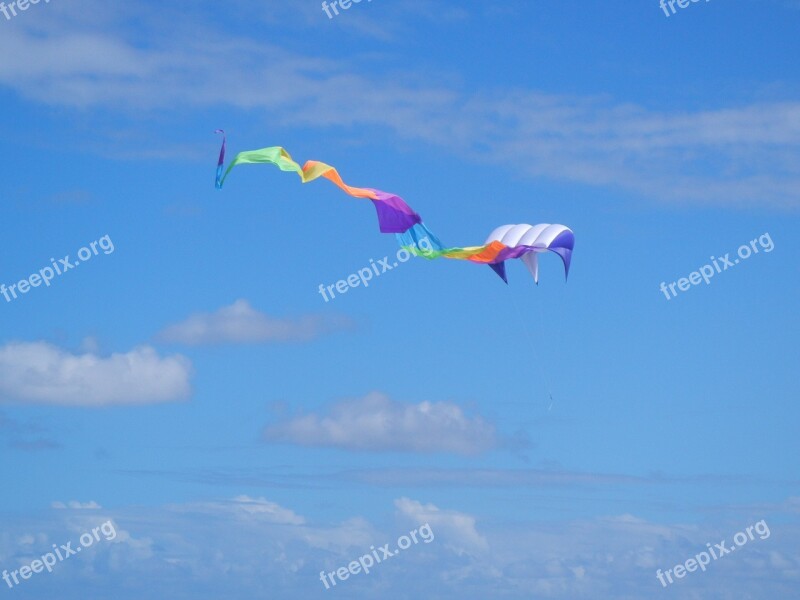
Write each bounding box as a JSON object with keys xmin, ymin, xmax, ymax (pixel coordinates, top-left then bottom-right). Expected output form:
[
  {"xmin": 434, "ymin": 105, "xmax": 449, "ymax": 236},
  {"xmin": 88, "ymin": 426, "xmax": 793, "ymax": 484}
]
[{"xmin": 214, "ymin": 131, "xmax": 574, "ymax": 283}]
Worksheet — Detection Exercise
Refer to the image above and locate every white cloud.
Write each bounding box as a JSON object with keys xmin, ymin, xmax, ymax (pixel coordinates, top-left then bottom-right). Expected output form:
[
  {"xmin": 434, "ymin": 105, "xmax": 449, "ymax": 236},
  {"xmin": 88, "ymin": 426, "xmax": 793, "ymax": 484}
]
[
  {"xmin": 229, "ymin": 496, "xmax": 305, "ymax": 525},
  {"xmin": 156, "ymin": 299, "xmax": 354, "ymax": 345},
  {"xmin": 264, "ymin": 392, "xmax": 497, "ymax": 455},
  {"xmin": 395, "ymin": 497, "xmax": 488, "ymax": 556},
  {"xmin": 180, "ymin": 495, "xmax": 306, "ymax": 526},
  {"xmin": 0, "ymin": 342, "xmax": 192, "ymax": 406}
]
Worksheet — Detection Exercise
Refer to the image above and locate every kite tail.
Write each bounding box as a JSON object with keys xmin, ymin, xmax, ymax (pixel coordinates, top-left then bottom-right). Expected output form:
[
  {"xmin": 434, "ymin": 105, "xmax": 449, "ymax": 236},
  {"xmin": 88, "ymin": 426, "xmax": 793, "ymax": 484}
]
[
  {"xmin": 213, "ymin": 132, "xmax": 574, "ymax": 284},
  {"xmin": 214, "ymin": 130, "xmax": 426, "ymax": 235}
]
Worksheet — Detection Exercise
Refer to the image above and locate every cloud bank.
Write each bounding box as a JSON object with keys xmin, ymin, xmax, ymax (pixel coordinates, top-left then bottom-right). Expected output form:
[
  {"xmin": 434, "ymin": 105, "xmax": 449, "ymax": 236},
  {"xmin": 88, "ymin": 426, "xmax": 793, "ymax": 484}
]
[{"xmin": 1, "ymin": 493, "xmax": 797, "ymax": 600}]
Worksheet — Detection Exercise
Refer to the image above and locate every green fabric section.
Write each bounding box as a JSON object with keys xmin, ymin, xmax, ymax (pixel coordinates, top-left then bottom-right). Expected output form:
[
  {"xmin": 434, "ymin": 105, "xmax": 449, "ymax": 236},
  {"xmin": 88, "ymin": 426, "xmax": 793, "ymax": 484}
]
[{"xmin": 219, "ymin": 147, "xmax": 303, "ymax": 187}]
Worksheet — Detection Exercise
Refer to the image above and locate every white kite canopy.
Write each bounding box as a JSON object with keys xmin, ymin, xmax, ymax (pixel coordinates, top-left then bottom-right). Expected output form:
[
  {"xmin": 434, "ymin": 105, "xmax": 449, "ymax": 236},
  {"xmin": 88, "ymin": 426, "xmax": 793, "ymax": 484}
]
[{"xmin": 483, "ymin": 223, "xmax": 574, "ymax": 283}]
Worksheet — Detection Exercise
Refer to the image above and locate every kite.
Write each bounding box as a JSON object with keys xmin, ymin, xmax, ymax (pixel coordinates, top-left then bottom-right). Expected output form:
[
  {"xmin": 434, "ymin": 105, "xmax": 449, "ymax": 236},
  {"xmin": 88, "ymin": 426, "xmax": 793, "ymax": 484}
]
[{"xmin": 214, "ymin": 131, "xmax": 574, "ymax": 283}]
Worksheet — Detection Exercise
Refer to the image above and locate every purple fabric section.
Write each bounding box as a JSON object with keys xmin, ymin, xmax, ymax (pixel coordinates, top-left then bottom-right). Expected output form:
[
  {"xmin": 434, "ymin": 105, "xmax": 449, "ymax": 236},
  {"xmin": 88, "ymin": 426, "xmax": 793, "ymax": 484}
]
[
  {"xmin": 489, "ymin": 229, "xmax": 574, "ymax": 264},
  {"xmin": 548, "ymin": 230, "xmax": 574, "ymax": 279},
  {"xmin": 367, "ymin": 189, "xmax": 422, "ymax": 234},
  {"xmin": 489, "ymin": 244, "xmax": 571, "ymax": 279},
  {"xmin": 492, "ymin": 245, "xmax": 535, "ymax": 262},
  {"xmin": 215, "ymin": 129, "xmax": 226, "ymax": 168},
  {"xmin": 214, "ymin": 130, "xmax": 226, "ymax": 189},
  {"xmin": 549, "ymin": 229, "xmax": 575, "ymax": 251}
]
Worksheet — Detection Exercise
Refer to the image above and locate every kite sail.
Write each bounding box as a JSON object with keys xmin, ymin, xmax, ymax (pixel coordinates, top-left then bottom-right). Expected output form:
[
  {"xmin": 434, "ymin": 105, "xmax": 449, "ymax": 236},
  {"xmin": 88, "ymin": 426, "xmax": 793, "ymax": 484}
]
[{"xmin": 214, "ymin": 131, "xmax": 574, "ymax": 283}]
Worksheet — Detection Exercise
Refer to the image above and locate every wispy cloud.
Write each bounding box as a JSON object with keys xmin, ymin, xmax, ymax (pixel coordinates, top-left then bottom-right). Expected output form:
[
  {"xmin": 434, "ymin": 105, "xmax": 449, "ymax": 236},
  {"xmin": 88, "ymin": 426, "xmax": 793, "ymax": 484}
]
[
  {"xmin": 1, "ymin": 4, "xmax": 798, "ymax": 207},
  {"xmin": 264, "ymin": 391, "xmax": 498, "ymax": 455},
  {"xmin": 349, "ymin": 466, "xmax": 648, "ymax": 488},
  {"xmin": 174, "ymin": 495, "xmax": 306, "ymax": 525},
  {"xmin": 0, "ymin": 342, "xmax": 192, "ymax": 406},
  {"xmin": 51, "ymin": 500, "xmax": 103, "ymax": 510},
  {"xmin": 8, "ymin": 439, "xmax": 61, "ymax": 451},
  {"xmin": 0, "ymin": 410, "xmax": 60, "ymax": 450},
  {"xmin": 156, "ymin": 299, "xmax": 354, "ymax": 345},
  {"xmin": 114, "ymin": 464, "xmax": 772, "ymax": 501}
]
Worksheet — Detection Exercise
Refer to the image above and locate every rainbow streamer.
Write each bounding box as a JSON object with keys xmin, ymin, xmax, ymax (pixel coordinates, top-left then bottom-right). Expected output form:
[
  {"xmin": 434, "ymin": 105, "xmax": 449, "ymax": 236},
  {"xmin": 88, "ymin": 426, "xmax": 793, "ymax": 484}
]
[{"xmin": 214, "ymin": 131, "xmax": 573, "ymax": 283}]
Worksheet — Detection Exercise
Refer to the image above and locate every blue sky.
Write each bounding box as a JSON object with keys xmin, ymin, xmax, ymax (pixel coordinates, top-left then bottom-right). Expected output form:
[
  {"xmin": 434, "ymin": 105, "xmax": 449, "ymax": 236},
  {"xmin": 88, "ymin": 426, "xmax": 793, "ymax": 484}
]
[{"xmin": 0, "ymin": 0, "xmax": 798, "ymax": 598}]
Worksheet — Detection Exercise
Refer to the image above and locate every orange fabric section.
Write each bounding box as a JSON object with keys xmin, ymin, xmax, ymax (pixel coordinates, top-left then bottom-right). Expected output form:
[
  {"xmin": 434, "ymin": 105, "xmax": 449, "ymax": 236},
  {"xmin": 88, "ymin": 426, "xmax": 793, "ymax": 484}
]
[{"xmin": 302, "ymin": 161, "xmax": 379, "ymax": 199}]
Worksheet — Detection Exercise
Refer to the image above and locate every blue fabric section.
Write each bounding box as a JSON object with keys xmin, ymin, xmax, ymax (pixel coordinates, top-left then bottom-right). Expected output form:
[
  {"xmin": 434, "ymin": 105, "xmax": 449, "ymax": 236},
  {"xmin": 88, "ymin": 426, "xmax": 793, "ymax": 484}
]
[
  {"xmin": 549, "ymin": 229, "xmax": 575, "ymax": 251},
  {"xmin": 549, "ymin": 248, "xmax": 573, "ymax": 280},
  {"xmin": 489, "ymin": 261, "xmax": 508, "ymax": 283},
  {"xmin": 395, "ymin": 223, "xmax": 444, "ymax": 258}
]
